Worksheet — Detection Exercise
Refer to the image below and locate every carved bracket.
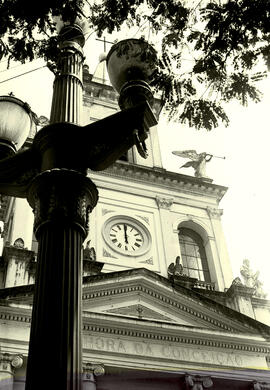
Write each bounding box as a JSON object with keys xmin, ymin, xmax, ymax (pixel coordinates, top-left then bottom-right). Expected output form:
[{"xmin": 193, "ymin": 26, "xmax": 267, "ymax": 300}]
[
  {"xmin": 155, "ymin": 196, "xmax": 174, "ymax": 210},
  {"xmin": 206, "ymin": 207, "xmax": 223, "ymax": 219},
  {"xmin": 253, "ymin": 381, "xmax": 270, "ymax": 390},
  {"xmin": 185, "ymin": 375, "xmax": 213, "ymax": 390}
]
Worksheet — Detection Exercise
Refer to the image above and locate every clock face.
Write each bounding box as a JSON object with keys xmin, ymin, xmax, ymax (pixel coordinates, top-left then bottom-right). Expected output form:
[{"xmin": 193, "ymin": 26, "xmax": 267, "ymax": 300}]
[
  {"xmin": 103, "ymin": 216, "xmax": 151, "ymax": 256},
  {"xmin": 109, "ymin": 223, "xmax": 144, "ymax": 252}
]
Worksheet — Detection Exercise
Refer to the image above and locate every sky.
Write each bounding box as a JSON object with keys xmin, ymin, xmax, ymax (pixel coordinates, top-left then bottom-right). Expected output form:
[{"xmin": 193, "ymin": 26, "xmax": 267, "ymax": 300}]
[{"xmin": 0, "ymin": 34, "xmax": 269, "ymax": 296}]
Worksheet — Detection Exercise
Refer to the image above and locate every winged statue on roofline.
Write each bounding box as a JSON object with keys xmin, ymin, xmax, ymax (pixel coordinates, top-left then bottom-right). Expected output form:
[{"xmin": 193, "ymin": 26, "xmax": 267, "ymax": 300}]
[{"xmin": 172, "ymin": 150, "xmax": 225, "ymax": 179}]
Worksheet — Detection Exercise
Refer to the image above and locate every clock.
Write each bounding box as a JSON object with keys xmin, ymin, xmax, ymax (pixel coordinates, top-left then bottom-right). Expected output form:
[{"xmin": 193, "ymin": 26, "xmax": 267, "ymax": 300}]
[
  {"xmin": 109, "ymin": 222, "xmax": 143, "ymax": 252},
  {"xmin": 103, "ymin": 216, "xmax": 151, "ymax": 256}
]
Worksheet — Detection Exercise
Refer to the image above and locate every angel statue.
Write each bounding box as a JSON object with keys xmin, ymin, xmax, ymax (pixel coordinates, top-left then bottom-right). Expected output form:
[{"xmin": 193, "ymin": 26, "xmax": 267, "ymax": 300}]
[{"xmin": 172, "ymin": 150, "xmax": 225, "ymax": 178}]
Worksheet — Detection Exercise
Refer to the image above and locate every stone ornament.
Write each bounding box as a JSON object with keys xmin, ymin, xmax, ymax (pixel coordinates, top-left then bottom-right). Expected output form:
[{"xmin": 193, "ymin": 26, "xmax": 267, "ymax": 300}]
[
  {"xmin": 83, "ymin": 363, "xmax": 105, "ymax": 377},
  {"xmin": 0, "ymin": 353, "xmax": 23, "ymax": 372},
  {"xmin": 232, "ymin": 277, "xmax": 244, "ymax": 286},
  {"xmin": 168, "ymin": 256, "xmax": 184, "ymax": 277},
  {"xmin": 206, "ymin": 207, "xmax": 223, "ymax": 219},
  {"xmin": 83, "ymin": 240, "xmax": 96, "ymax": 261},
  {"xmin": 253, "ymin": 382, "xmax": 270, "ymax": 390},
  {"xmin": 240, "ymin": 259, "xmax": 267, "ymax": 298},
  {"xmin": 103, "ymin": 248, "xmax": 117, "ymax": 258},
  {"xmin": 185, "ymin": 375, "xmax": 213, "ymax": 390},
  {"xmin": 11, "ymin": 355, "xmax": 23, "ymax": 368},
  {"xmin": 172, "ymin": 150, "xmax": 213, "ymax": 178},
  {"xmin": 155, "ymin": 196, "xmax": 174, "ymax": 210},
  {"xmin": 139, "ymin": 257, "xmax": 153, "ymax": 265},
  {"xmin": 13, "ymin": 237, "xmax": 25, "ymax": 248}
]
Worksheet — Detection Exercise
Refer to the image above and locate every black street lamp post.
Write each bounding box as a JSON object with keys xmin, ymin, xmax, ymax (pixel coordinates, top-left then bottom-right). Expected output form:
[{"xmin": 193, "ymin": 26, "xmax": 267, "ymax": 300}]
[{"xmin": 0, "ymin": 18, "xmax": 157, "ymax": 390}]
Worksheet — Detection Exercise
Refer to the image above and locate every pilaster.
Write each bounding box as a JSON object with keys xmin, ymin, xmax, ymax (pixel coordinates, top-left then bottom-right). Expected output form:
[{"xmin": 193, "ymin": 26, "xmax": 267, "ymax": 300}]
[
  {"xmin": 0, "ymin": 353, "xmax": 23, "ymax": 390},
  {"xmin": 226, "ymin": 279, "xmax": 256, "ymax": 318},
  {"xmin": 82, "ymin": 364, "xmax": 105, "ymax": 390},
  {"xmin": 206, "ymin": 207, "xmax": 233, "ymax": 290},
  {"xmin": 155, "ymin": 196, "xmax": 175, "ymax": 273}
]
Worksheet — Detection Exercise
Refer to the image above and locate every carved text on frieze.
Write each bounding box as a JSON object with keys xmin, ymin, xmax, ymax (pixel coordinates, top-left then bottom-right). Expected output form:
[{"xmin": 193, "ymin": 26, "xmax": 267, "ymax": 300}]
[{"xmin": 83, "ymin": 335, "xmax": 266, "ymax": 369}]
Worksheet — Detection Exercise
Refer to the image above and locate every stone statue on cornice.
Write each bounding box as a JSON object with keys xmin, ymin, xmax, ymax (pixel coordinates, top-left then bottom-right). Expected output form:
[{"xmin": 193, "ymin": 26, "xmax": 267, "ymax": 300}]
[
  {"xmin": 168, "ymin": 256, "xmax": 184, "ymax": 277},
  {"xmin": 240, "ymin": 259, "xmax": 267, "ymax": 298},
  {"xmin": 172, "ymin": 150, "xmax": 214, "ymax": 178},
  {"xmin": 83, "ymin": 240, "xmax": 96, "ymax": 262}
]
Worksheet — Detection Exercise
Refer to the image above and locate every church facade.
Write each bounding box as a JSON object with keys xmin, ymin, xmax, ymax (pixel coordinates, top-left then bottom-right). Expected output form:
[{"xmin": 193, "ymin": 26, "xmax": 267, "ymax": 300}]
[{"xmin": 0, "ymin": 64, "xmax": 270, "ymax": 389}]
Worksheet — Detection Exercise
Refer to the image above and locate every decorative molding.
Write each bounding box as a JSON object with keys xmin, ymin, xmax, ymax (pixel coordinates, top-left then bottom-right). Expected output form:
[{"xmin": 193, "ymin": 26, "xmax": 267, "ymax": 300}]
[
  {"xmin": 206, "ymin": 207, "xmax": 223, "ymax": 219},
  {"xmin": 0, "ymin": 312, "xmax": 32, "ymax": 323},
  {"xmin": 102, "ymin": 209, "xmax": 114, "ymax": 216},
  {"xmin": 139, "ymin": 257, "xmax": 153, "ymax": 265},
  {"xmin": 136, "ymin": 215, "xmax": 149, "ymax": 225},
  {"xmin": 27, "ymin": 169, "xmax": 98, "ymax": 239},
  {"xmin": 82, "ymin": 322, "xmax": 270, "ymax": 354},
  {"xmin": 0, "ymin": 305, "xmax": 268, "ymax": 354},
  {"xmin": 1, "ymin": 306, "xmax": 268, "ymax": 354},
  {"xmin": 155, "ymin": 196, "xmax": 174, "ymax": 210},
  {"xmin": 103, "ymin": 248, "xmax": 117, "ymax": 258}
]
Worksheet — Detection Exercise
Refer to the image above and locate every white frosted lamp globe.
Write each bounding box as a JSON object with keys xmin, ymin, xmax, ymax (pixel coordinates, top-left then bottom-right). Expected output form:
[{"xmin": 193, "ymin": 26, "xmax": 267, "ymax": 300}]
[
  {"xmin": 0, "ymin": 95, "xmax": 35, "ymax": 154},
  {"xmin": 106, "ymin": 39, "xmax": 157, "ymax": 93}
]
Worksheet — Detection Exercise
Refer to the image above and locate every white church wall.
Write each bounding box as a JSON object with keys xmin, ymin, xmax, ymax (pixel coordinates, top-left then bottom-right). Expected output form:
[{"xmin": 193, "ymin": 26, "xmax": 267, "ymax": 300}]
[
  {"xmin": 87, "ymin": 186, "xmax": 163, "ymax": 274},
  {"xmin": 7, "ymin": 198, "xmax": 34, "ymax": 250}
]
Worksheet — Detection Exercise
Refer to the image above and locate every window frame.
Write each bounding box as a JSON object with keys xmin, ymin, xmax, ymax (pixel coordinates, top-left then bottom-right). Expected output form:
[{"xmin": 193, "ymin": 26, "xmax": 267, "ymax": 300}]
[{"xmin": 178, "ymin": 227, "xmax": 211, "ymax": 282}]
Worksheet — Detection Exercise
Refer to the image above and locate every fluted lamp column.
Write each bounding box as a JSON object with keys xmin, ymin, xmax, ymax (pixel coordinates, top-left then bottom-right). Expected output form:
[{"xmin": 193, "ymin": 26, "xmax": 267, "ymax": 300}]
[
  {"xmin": 50, "ymin": 19, "xmax": 86, "ymax": 124},
  {"xmin": 25, "ymin": 17, "xmax": 98, "ymax": 390}
]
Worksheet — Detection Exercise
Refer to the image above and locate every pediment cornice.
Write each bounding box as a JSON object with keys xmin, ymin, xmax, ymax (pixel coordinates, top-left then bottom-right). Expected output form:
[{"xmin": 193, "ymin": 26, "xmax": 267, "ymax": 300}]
[
  {"xmin": 92, "ymin": 162, "xmax": 227, "ymax": 202},
  {"xmin": 83, "ymin": 268, "xmax": 270, "ymax": 337},
  {"xmin": 1, "ymin": 269, "xmax": 269, "ymax": 338}
]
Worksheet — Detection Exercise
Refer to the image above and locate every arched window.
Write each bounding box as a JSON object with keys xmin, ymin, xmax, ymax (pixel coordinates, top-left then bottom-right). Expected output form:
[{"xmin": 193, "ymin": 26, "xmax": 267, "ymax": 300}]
[{"xmin": 178, "ymin": 227, "xmax": 210, "ymax": 282}]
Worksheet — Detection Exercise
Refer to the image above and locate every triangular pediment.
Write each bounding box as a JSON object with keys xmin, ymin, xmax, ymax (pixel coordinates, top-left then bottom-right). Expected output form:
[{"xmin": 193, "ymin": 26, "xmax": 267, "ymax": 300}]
[
  {"xmin": 104, "ymin": 304, "xmax": 174, "ymax": 322},
  {"xmin": 82, "ymin": 268, "xmax": 270, "ymax": 336}
]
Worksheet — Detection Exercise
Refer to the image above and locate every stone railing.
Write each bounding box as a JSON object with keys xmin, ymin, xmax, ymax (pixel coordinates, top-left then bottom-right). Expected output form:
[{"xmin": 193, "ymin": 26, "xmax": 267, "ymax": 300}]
[{"xmin": 194, "ymin": 280, "xmax": 216, "ymax": 291}]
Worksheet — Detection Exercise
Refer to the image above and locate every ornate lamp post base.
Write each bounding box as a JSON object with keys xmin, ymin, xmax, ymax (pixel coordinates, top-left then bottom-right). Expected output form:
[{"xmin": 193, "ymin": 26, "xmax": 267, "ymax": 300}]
[{"xmin": 25, "ymin": 169, "xmax": 98, "ymax": 389}]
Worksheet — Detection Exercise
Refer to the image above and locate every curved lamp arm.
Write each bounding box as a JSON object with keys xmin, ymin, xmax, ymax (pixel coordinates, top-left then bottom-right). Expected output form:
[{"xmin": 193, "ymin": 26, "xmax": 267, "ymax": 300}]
[
  {"xmin": 0, "ymin": 101, "xmax": 157, "ymax": 198},
  {"xmin": 0, "ymin": 148, "xmax": 39, "ymax": 197}
]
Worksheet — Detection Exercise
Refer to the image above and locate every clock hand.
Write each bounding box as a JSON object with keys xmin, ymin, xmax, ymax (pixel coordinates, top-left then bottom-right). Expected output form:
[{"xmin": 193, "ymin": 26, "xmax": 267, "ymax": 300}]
[{"xmin": 124, "ymin": 224, "xmax": 128, "ymax": 244}]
